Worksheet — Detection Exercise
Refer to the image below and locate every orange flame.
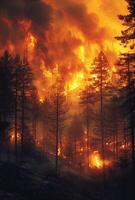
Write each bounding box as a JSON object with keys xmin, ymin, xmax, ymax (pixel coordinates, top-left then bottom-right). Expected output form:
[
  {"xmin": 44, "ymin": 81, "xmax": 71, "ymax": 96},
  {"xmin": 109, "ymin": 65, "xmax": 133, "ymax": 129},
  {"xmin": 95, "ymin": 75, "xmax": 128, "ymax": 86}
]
[
  {"xmin": 89, "ymin": 151, "xmax": 111, "ymax": 169},
  {"xmin": 0, "ymin": 0, "xmax": 128, "ymax": 102},
  {"xmin": 58, "ymin": 146, "xmax": 61, "ymax": 157},
  {"xmin": 10, "ymin": 132, "xmax": 21, "ymax": 144}
]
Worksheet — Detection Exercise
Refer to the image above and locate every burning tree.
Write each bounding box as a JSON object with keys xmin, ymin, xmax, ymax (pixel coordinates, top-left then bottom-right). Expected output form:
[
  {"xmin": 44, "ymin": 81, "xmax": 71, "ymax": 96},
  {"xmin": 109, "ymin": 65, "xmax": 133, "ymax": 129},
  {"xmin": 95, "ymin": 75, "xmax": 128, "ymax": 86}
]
[
  {"xmin": 90, "ymin": 51, "xmax": 111, "ymax": 179},
  {"xmin": 80, "ymin": 83, "xmax": 95, "ymax": 169},
  {"xmin": 0, "ymin": 51, "xmax": 38, "ymax": 160}
]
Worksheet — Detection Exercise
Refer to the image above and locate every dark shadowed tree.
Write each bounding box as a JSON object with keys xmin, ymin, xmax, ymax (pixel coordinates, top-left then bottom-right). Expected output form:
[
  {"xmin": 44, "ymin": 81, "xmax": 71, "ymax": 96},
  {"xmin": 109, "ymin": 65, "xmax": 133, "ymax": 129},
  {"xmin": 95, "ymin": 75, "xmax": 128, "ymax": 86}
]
[
  {"xmin": 0, "ymin": 51, "xmax": 14, "ymax": 156},
  {"xmin": 90, "ymin": 51, "xmax": 111, "ymax": 185},
  {"xmin": 116, "ymin": 53, "xmax": 135, "ymax": 165},
  {"xmin": 49, "ymin": 79, "xmax": 68, "ymax": 175},
  {"xmin": 91, "ymin": 52, "xmax": 111, "ymax": 157},
  {"xmin": 19, "ymin": 58, "xmax": 35, "ymax": 157},
  {"xmin": 116, "ymin": 0, "xmax": 135, "ymax": 165}
]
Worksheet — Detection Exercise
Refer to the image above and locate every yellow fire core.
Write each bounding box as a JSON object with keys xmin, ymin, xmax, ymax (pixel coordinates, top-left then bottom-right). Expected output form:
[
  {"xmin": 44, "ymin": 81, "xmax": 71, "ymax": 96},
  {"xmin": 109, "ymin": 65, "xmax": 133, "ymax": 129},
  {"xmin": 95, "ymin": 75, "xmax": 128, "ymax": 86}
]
[{"xmin": 89, "ymin": 151, "xmax": 111, "ymax": 169}]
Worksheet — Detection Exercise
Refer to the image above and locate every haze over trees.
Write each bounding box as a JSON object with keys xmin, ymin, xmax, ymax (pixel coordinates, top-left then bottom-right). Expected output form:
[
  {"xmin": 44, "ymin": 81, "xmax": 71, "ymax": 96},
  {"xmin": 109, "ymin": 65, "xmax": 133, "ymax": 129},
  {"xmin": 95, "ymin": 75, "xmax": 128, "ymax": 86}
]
[{"xmin": 0, "ymin": 0, "xmax": 134, "ymax": 200}]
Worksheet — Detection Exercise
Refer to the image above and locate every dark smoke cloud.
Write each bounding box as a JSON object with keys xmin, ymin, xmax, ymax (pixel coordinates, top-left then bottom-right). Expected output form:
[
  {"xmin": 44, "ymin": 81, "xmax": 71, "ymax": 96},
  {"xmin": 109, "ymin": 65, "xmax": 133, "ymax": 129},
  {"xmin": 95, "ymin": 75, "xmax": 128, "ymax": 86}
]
[
  {"xmin": 37, "ymin": 0, "xmax": 110, "ymax": 69},
  {"xmin": 0, "ymin": 0, "xmax": 112, "ymax": 73},
  {"xmin": 46, "ymin": 34, "xmax": 82, "ymax": 63},
  {"xmin": 0, "ymin": 0, "xmax": 52, "ymax": 48},
  {"xmin": 64, "ymin": 4, "xmax": 105, "ymax": 42}
]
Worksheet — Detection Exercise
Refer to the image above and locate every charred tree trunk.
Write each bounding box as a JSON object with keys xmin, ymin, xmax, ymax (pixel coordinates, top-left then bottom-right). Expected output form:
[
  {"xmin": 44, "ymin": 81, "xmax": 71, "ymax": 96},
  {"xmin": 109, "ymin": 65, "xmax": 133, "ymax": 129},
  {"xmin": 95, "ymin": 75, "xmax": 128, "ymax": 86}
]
[
  {"xmin": 127, "ymin": 55, "xmax": 135, "ymax": 166},
  {"xmin": 113, "ymin": 132, "xmax": 116, "ymax": 160},
  {"xmin": 123, "ymin": 120, "xmax": 127, "ymax": 154},
  {"xmin": 100, "ymin": 59, "xmax": 106, "ymax": 185},
  {"xmin": 55, "ymin": 90, "xmax": 59, "ymax": 175},
  {"xmin": 99, "ymin": 56, "xmax": 107, "ymax": 200},
  {"xmin": 14, "ymin": 70, "xmax": 18, "ymax": 161},
  {"xmin": 21, "ymin": 72, "xmax": 25, "ymax": 157},
  {"xmin": 42, "ymin": 120, "xmax": 46, "ymax": 159},
  {"xmin": 115, "ymin": 129, "xmax": 119, "ymax": 160},
  {"xmin": 86, "ymin": 101, "xmax": 89, "ymax": 170},
  {"xmin": 74, "ymin": 137, "xmax": 77, "ymax": 163},
  {"xmin": 32, "ymin": 115, "xmax": 37, "ymax": 145}
]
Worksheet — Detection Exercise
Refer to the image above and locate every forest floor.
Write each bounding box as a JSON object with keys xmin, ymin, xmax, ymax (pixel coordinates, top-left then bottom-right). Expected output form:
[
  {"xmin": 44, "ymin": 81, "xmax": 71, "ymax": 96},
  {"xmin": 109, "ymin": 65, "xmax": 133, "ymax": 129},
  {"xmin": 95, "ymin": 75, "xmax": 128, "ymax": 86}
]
[{"xmin": 0, "ymin": 157, "xmax": 134, "ymax": 200}]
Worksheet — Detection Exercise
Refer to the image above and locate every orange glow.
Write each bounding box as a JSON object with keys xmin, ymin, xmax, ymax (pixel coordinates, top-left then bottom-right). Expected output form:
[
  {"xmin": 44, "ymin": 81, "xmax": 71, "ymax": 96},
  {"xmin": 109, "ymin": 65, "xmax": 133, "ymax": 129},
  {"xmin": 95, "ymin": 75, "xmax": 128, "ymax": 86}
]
[
  {"xmin": 0, "ymin": 0, "xmax": 128, "ymax": 102},
  {"xmin": 80, "ymin": 147, "xmax": 84, "ymax": 152},
  {"xmin": 39, "ymin": 98, "xmax": 44, "ymax": 104},
  {"xmin": 66, "ymin": 71, "xmax": 85, "ymax": 93},
  {"xmin": 10, "ymin": 132, "xmax": 21, "ymax": 144},
  {"xmin": 58, "ymin": 145, "xmax": 61, "ymax": 157},
  {"xmin": 0, "ymin": 0, "xmax": 131, "ymax": 176},
  {"xmin": 26, "ymin": 33, "xmax": 37, "ymax": 51},
  {"xmin": 89, "ymin": 151, "xmax": 111, "ymax": 170},
  {"xmin": 120, "ymin": 144, "xmax": 126, "ymax": 150},
  {"xmin": 75, "ymin": 45, "xmax": 85, "ymax": 62}
]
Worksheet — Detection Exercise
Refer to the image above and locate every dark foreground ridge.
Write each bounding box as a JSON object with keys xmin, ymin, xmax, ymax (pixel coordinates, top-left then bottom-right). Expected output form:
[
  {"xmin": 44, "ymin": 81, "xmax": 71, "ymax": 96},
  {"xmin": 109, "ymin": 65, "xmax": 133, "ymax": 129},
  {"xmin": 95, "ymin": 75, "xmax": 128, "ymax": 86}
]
[{"xmin": 0, "ymin": 161, "xmax": 134, "ymax": 200}]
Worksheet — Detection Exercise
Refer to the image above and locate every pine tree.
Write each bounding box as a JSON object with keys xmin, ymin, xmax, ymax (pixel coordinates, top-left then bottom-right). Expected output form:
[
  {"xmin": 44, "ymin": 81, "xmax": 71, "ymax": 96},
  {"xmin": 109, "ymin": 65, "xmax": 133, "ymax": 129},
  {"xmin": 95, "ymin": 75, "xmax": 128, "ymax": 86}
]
[
  {"xmin": 116, "ymin": 53, "xmax": 135, "ymax": 164},
  {"xmin": 11, "ymin": 56, "xmax": 35, "ymax": 158},
  {"xmin": 49, "ymin": 78, "xmax": 68, "ymax": 175},
  {"xmin": 0, "ymin": 51, "xmax": 14, "ymax": 121},
  {"xmin": 12, "ymin": 54, "xmax": 22, "ymax": 161},
  {"xmin": 80, "ymin": 84, "xmax": 95, "ymax": 170},
  {"xmin": 31, "ymin": 86, "xmax": 39, "ymax": 145},
  {"xmin": 0, "ymin": 51, "xmax": 14, "ymax": 157},
  {"xmin": 116, "ymin": 0, "xmax": 135, "ymax": 49},
  {"xmin": 91, "ymin": 51, "xmax": 111, "ymax": 182},
  {"xmin": 116, "ymin": 0, "xmax": 135, "ymax": 165}
]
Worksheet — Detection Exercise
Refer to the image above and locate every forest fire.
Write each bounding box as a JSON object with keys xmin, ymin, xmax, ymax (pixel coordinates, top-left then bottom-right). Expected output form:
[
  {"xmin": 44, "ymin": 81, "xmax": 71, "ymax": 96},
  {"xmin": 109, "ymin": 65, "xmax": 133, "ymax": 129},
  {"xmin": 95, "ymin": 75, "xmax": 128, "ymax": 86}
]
[
  {"xmin": 89, "ymin": 151, "xmax": 111, "ymax": 170},
  {"xmin": 66, "ymin": 71, "xmax": 85, "ymax": 92},
  {"xmin": 0, "ymin": 0, "xmax": 135, "ymax": 199},
  {"xmin": 0, "ymin": 0, "xmax": 128, "ymax": 100}
]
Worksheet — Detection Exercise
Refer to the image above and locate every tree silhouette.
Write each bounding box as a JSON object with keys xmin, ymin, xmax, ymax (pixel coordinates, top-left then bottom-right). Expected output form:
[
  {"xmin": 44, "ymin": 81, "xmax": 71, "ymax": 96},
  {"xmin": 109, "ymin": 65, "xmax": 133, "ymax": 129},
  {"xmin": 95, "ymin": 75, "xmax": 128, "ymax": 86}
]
[
  {"xmin": 90, "ymin": 51, "xmax": 111, "ymax": 184},
  {"xmin": 0, "ymin": 51, "xmax": 14, "ymax": 156},
  {"xmin": 49, "ymin": 79, "xmax": 68, "ymax": 175},
  {"xmin": 116, "ymin": 0, "xmax": 135, "ymax": 165},
  {"xmin": 80, "ymin": 83, "xmax": 95, "ymax": 170}
]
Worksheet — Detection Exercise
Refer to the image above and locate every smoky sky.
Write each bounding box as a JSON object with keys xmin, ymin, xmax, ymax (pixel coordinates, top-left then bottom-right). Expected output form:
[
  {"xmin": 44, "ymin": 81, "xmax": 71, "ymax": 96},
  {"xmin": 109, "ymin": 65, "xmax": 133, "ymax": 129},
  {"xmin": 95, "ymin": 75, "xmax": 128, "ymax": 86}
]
[
  {"xmin": 56, "ymin": 0, "xmax": 108, "ymax": 42},
  {"xmin": 0, "ymin": 0, "xmax": 52, "ymax": 47},
  {"xmin": 48, "ymin": 0, "xmax": 126, "ymax": 49},
  {"xmin": 0, "ymin": 0, "xmax": 126, "ymax": 71},
  {"xmin": 0, "ymin": 0, "xmax": 127, "ymax": 99},
  {"xmin": 0, "ymin": 0, "xmax": 52, "ymax": 26}
]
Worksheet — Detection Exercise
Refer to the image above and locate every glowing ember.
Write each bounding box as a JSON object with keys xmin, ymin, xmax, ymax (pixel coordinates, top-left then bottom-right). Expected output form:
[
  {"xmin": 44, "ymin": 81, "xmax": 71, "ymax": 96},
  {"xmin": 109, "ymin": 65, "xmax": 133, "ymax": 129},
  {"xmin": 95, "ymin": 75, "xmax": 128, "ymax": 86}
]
[
  {"xmin": 26, "ymin": 33, "xmax": 37, "ymax": 51},
  {"xmin": 10, "ymin": 132, "xmax": 21, "ymax": 143},
  {"xmin": 58, "ymin": 146, "xmax": 61, "ymax": 157},
  {"xmin": 80, "ymin": 147, "xmax": 84, "ymax": 152},
  {"xmin": 89, "ymin": 151, "xmax": 111, "ymax": 170},
  {"xmin": 120, "ymin": 144, "xmax": 126, "ymax": 150},
  {"xmin": 39, "ymin": 98, "xmax": 44, "ymax": 103}
]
